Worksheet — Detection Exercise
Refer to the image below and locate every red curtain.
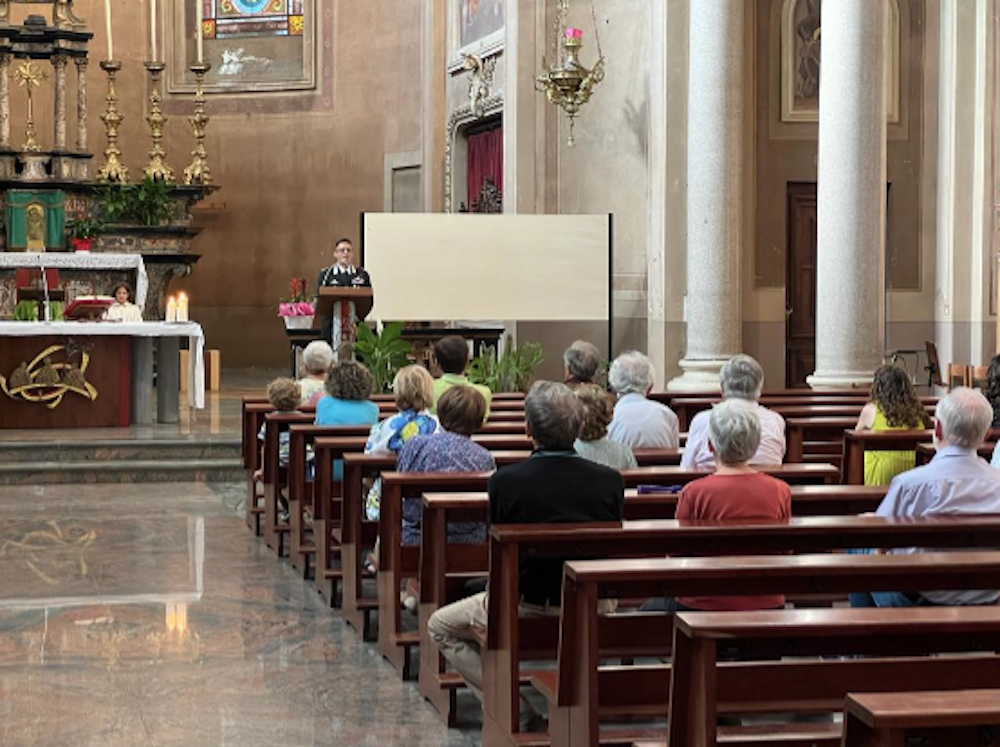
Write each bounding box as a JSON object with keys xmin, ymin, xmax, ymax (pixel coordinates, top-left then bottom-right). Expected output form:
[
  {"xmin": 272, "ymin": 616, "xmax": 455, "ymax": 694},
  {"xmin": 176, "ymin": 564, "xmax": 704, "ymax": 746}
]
[{"xmin": 466, "ymin": 124, "xmax": 503, "ymax": 209}]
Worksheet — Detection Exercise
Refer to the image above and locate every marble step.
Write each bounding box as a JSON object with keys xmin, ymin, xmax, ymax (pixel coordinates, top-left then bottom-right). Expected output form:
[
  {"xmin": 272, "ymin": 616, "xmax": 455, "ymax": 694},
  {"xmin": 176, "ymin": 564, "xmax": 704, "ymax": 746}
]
[
  {"xmin": 0, "ymin": 438, "xmax": 241, "ymax": 464},
  {"xmin": 0, "ymin": 458, "xmax": 244, "ymax": 485}
]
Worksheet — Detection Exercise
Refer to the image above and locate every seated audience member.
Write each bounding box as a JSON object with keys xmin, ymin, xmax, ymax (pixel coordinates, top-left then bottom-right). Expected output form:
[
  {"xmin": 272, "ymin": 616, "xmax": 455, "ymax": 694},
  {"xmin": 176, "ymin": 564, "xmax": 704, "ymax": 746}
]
[
  {"xmin": 364, "ymin": 365, "xmax": 439, "ymax": 521},
  {"xmin": 315, "ymin": 361, "xmax": 380, "ymax": 481},
  {"xmin": 984, "ymin": 354, "xmax": 1000, "ymax": 429},
  {"xmin": 253, "ymin": 378, "xmax": 302, "ymax": 519},
  {"xmin": 398, "ymin": 385, "xmax": 495, "ymax": 546},
  {"xmin": 574, "ymin": 383, "xmax": 637, "ymax": 469},
  {"xmin": 563, "ymin": 339, "xmax": 601, "ymax": 389},
  {"xmin": 855, "ymin": 365, "xmax": 933, "ymax": 486},
  {"xmin": 298, "ymin": 341, "xmax": 334, "ymax": 406},
  {"xmin": 104, "ymin": 281, "xmax": 143, "ymax": 323},
  {"xmin": 607, "ymin": 351, "xmax": 679, "ymax": 448},
  {"xmin": 681, "ymin": 354, "xmax": 785, "ymax": 470},
  {"xmin": 851, "ymin": 387, "xmax": 1000, "ymax": 609},
  {"xmin": 427, "ymin": 381, "xmax": 625, "ymax": 702},
  {"xmin": 430, "ymin": 335, "xmax": 492, "ymax": 416}
]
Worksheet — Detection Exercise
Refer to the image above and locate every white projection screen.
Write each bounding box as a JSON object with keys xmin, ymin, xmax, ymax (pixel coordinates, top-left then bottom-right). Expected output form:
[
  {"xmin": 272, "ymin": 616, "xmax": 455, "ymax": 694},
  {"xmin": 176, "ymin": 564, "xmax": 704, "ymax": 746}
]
[{"xmin": 361, "ymin": 213, "xmax": 611, "ymax": 323}]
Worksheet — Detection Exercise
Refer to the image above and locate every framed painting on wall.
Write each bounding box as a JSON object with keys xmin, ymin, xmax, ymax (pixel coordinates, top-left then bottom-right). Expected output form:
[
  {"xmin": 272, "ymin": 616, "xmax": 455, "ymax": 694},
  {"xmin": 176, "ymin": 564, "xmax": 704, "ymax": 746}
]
[
  {"xmin": 453, "ymin": 0, "xmax": 505, "ymax": 64},
  {"xmin": 166, "ymin": 0, "xmax": 316, "ymax": 94},
  {"xmin": 780, "ymin": 0, "xmax": 900, "ymax": 123}
]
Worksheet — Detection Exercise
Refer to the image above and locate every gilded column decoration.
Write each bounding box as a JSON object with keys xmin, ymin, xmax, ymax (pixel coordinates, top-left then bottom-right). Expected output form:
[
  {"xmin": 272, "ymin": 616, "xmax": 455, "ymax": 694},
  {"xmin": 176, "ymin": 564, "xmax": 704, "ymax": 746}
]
[
  {"xmin": 183, "ymin": 63, "xmax": 212, "ymax": 186},
  {"xmin": 97, "ymin": 60, "xmax": 128, "ymax": 183},
  {"xmin": 143, "ymin": 62, "xmax": 172, "ymax": 182},
  {"xmin": 52, "ymin": 54, "xmax": 68, "ymax": 151},
  {"xmin": 0, "ymin": 53, "xmax": 10, "ymax": 149}
]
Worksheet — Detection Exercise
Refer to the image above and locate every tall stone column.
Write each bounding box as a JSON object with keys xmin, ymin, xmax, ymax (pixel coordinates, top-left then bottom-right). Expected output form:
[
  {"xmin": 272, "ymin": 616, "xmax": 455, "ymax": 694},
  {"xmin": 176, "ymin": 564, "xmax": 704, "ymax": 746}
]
[
  {"xmin": 52, "ymin": 54, "xmax": 68, "ymax": 150},
  {"xmin": 806, "ymin": 0, "xmax": 887, "ymax": 389},
  {"xmin": 74, "ymin": 56, "xmax": 87, "ymax": 152},
  {"xmin": 667, "ymin": 0, "xmax": 744, "ymax": 391},
  {"xmin": 0, "ymin": 53, "xmax": 11, "ymax": 149}
]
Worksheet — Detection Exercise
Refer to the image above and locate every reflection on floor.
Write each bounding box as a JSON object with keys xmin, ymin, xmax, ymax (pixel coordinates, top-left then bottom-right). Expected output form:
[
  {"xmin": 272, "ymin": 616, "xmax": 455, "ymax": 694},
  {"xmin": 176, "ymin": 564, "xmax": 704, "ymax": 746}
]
[{"xmin": 0, "ymin": 482, "xmax": 481, "ymax": 746}]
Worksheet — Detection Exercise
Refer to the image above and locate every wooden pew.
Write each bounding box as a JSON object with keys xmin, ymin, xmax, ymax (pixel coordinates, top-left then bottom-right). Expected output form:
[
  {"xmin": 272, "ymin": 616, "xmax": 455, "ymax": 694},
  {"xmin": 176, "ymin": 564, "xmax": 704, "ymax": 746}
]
[
  {"xmin": 841, "ymin": 429, "xmax": 934, "ymax": 485},
  {"xmin": 668, "ymin": 396, "xmax": 870, "ymax": 431},
  {"xmin": 916, "ymin": 440, "xmax": 997, "ymax": 466},
  {"xmin": 842, "ymin": 689, "xmax": 1000, "ymax": 746},
  {"xmin": 666, "ymin": 607, "xmax": 1000, "ymax": 747},
  {"xmin": 417, "ymin": 485, "xmax": 888, "ymax": 724},
  {"xmin": 372, "ymin": 464, "xmax": 835, "ymax": 672},
  {"xmin": 785, "ymin": 416, "xmax": 857, "ymax": 465},
  {"xmin": 481, "ymin": 524, "xmax": 1000, "ymax": 747},
  {"xmin": 260, "ymin": 411, "xmax": 317, "ymax": 555},
  {"xmin": 549, "ymin": 548, "xmax": 1000, "ymax": 747}
]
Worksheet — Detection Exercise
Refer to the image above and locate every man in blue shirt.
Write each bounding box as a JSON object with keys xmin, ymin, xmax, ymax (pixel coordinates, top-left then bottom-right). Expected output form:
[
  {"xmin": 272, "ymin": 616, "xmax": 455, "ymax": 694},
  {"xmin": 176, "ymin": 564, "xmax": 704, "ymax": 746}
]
[{"xmin": 851, "ymin": 387, "xmax": 1000, "ymax": 608}]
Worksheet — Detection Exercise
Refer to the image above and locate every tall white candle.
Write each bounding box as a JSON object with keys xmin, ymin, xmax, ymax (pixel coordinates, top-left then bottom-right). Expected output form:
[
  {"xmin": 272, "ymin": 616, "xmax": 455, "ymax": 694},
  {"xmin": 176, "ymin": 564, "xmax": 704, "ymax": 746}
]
[
  {"xmin": 177, "ymin": 293, "xmax": 189, "ymax": 323},
  {"xmin": 150, "ymin": 0, "xmax": 158, "ymax": 61},
  {"xmin": 166, "ymin": 295, "xmax": 177, "ymax": 323},
  {"xmin": 104, "ymin": 0, "xmax": 114, "ymax": 60},
  {"xmin": 195, "ymin": 0, "xmax": 204, "ymax": 64}
]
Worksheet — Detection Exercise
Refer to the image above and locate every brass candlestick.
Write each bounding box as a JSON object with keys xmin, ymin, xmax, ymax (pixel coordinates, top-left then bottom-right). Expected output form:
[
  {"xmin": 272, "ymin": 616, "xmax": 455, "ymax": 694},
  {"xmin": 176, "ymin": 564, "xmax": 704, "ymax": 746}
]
[
  {"xmin": 183, "ymin": 63, "xmax": 212, "ymax": 186},
  {"xmin": 143, "ymin": 61, "xmax": 173, "ymax": 182},
  {"xmin": 97, "ymin": 60, "xmax": 128, "ymax": 183}
]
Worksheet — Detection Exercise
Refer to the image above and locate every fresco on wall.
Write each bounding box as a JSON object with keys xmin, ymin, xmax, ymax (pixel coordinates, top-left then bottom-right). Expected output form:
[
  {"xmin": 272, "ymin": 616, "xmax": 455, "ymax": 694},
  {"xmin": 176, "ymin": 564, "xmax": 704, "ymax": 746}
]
[
  {"xmin": 458, "ymin": 0, "xmax": 504, "ymax": 55},
  {"xmin": 168, "ymin": 0, "xmax": 315, "ymax": 94},
  {"xmin": 780, "ymin": 0, "xmax": 899, "ymax": 123}
]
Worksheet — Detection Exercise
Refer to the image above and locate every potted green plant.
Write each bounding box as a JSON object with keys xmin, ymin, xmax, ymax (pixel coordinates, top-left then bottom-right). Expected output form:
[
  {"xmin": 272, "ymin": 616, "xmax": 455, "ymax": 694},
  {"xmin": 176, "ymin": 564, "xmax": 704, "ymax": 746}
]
[
  {"xmin": 355, "ymin": 321, "xmax": 414, "ymax": 393},
  {"xmin": 468, "ymin": 335, "xmax": 544, "ymax": 393},
  {"xmin": 66, "ymin": 217, "xmax": 104, "ymax": 252}
]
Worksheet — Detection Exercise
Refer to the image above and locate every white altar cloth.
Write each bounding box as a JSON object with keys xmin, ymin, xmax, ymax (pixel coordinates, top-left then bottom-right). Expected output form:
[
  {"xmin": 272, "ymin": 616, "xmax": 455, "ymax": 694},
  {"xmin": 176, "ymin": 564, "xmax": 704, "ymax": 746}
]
[
  {"xmin": 0, "ymin": 321, "xmax": 204, "ymax": 408},
  {"xmin": 0, "ymin": 253, "xmax": 149, "ymax": 307}
]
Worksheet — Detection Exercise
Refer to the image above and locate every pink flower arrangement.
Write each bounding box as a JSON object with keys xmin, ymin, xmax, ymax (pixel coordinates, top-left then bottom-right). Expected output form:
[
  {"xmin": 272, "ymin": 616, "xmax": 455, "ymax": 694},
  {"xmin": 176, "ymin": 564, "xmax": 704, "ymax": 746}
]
[
  {"xmin": 565, "ymin": 27, "xmax": 583, "ymax": 39},
  {"xmin": 277, "ymin": 277, "xmax": 315, "ymax": 317}
]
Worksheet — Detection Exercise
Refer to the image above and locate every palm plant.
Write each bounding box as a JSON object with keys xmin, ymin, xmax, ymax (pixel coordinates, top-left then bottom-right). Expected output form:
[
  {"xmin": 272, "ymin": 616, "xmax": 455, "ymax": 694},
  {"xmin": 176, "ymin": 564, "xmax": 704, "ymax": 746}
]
[{"xmin": 354, "ymin": 321, "xmax": 413, "ymax": 393}]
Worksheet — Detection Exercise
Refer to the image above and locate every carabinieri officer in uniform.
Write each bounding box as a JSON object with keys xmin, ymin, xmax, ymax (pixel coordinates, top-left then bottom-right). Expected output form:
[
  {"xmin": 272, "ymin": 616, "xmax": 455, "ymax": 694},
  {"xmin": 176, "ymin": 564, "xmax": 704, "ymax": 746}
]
[{"xmin": 316, "ymin": 237, "xmax": 372, "ymax": 344}]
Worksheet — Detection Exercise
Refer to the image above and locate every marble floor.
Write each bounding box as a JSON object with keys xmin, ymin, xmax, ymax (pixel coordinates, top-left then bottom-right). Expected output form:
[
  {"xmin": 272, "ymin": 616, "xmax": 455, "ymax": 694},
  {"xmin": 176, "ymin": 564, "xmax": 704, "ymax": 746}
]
[{"xmin": 0, "ymin": 481, "xmax": 481, "ymax": 746}]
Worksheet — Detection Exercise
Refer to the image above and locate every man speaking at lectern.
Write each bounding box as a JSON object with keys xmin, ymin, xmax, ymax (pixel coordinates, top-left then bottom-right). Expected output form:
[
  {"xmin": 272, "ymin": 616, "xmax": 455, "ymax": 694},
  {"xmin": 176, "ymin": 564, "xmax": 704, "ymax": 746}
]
[{"xmin": 316, "ymin": 237, "xmax": 372, "ymax": 352}]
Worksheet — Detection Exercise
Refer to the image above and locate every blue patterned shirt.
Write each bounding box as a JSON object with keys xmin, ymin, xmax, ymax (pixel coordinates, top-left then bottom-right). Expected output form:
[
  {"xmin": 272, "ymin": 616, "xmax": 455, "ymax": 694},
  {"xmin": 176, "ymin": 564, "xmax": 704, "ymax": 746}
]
[{"xmin": 397, "ymin": 431, "xmax": 496, "ymax": 545}]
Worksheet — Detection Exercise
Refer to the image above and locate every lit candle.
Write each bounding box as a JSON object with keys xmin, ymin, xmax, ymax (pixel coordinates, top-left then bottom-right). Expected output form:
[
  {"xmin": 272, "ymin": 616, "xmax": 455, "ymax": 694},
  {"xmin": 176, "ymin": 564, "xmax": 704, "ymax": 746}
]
[
  {"xmin": 104, "ymin": 0, "xmax": 114, "ymax": 60},
  {"xmin": 166, "ymin": 295, "xmax": 177, "ymax": 322},
  {"xmin": 150, "ymin": 0, "xmax": 158, "ymax": 61},
  {"xmin": 195, "ymin": 0, "xmax": 204, "ymax": 64},
  {"xmin": 177, "ymin": 292, "xmax": 189, "ymax": 322}
]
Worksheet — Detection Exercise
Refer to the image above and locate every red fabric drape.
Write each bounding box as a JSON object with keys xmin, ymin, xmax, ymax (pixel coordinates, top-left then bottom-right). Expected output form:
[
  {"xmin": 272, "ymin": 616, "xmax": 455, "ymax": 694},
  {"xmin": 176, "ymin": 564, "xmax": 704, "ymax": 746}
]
[{"xmin": 466, "ymin": 124, "xmax": 503, "ymax": 209}]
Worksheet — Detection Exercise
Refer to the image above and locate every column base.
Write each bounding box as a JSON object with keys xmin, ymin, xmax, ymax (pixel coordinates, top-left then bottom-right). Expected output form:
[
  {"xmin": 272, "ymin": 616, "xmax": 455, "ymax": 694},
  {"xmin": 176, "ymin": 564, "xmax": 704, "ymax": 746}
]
[
  {"xmin": 666, "ymin": 358, "xmax": 728, "ymax": 393},
  {"xmin": 805, "ymin": 371, "xmax": 874, "ymax": 391}
]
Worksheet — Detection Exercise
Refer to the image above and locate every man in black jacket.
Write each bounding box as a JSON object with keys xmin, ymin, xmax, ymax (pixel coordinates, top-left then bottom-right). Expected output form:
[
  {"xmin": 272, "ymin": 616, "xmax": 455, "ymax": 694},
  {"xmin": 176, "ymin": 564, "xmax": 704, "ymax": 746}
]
[{"xmin": 426, "ymin": 380, "xmax": 624, "ymax": 702}]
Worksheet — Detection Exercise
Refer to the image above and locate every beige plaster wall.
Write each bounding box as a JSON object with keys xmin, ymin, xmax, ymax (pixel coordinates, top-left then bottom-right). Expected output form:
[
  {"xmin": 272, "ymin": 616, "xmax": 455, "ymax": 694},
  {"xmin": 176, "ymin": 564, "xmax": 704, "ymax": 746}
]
[{"xmin": 8, "ymin": 0, "xmax": 423, "ymax": 367}]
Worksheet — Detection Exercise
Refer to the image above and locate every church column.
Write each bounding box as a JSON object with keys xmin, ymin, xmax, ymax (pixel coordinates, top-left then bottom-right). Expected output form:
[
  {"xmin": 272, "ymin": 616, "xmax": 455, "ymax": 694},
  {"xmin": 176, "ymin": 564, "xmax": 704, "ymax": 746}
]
[
  {"xmin": 74, "ymin": 56, "xmax": 87, "ymax": 152},
  {"xmin": 667, "ymin": 0, "xmax": 744, "ymax": 391},
  {"xmin": 807, "ymin": 0, "xmax": 888, "ymax": 389},
  {"xmin": 52, "ymin": 54, "xmax": 68, "ymax": 150}
]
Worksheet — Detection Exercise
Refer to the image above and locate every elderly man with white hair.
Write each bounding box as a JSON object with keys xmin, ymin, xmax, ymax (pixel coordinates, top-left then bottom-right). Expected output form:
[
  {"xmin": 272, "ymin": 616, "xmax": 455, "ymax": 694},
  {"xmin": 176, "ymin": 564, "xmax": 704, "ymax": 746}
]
[
  {"xmin": 681, "ymin": 354, "xmax": 786, "ymax": 469},
  {"xmin": 606, "ymin": 351, "xmax": 679, "ymax": 448},
  {"xmin": 852, "ymin": 387, "xmax": 1000, "ymax": 609}
]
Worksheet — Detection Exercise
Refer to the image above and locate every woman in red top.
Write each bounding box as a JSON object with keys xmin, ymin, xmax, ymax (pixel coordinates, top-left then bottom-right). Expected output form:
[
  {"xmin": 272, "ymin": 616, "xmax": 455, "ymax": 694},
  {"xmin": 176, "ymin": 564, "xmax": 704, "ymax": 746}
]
[{"xmin": 642, "ymin": 398, "xmax": 791, "ymax": 612}]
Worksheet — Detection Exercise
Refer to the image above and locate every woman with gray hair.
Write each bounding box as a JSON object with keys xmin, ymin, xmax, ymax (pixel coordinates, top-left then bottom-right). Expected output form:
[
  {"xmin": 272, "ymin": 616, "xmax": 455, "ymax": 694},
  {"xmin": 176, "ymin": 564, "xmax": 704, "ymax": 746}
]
[
  {"xmin": 563, "ymin": 340, "xmax": 601, "ymax": 389},
  {"xmin": 643, "ymin": 399, "xmax": 791, "ymax": 613},
  {"xmin": 681, "ymin": 354, "xmax": 786, "ymax": 469},
  {"xmin": 298, "ymin": 340, "xmax": 335, "ymax": 406},
  {"xmin": 606, "ymin": 351, "xmax": 679, "ymax": 448}
]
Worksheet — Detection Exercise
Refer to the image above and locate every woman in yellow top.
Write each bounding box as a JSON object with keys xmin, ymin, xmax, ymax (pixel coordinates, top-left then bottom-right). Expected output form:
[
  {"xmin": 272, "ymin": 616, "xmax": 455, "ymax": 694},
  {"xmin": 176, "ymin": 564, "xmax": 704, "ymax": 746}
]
[{"xmin": 855, "ymin": 365, "xmax": 932, "ymax": 485}]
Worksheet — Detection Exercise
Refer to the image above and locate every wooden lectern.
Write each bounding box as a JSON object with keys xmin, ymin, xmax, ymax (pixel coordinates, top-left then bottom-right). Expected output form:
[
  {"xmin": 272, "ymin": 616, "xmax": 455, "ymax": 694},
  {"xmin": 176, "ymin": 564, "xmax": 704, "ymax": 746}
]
[{"xmin": 316, "ymin": 286, "xmax": 373, "ymax": 358}]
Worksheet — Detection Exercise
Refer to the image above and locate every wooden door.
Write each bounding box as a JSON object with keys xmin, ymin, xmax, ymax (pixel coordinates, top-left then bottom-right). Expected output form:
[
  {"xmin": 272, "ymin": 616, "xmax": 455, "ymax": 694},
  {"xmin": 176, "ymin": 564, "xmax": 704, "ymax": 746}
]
[{"xmin": 786, "ymin": 183, "xmax": 817, "ymax": 388}]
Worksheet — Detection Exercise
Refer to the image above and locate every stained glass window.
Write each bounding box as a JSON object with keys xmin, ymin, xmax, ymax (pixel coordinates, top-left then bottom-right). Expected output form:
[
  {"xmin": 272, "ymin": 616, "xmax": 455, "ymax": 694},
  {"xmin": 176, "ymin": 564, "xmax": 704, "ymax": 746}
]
[{"xmin": 202, "ymin": 0, "xmax": 305, "ymax": 40}]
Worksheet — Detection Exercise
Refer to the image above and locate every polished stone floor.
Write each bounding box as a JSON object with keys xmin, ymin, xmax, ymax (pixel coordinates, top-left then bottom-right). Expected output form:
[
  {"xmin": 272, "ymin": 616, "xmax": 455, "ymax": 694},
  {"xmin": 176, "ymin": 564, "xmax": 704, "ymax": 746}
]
[{"xmin": 0, "ymin": 481, "xmax": 481, "ymax": 746}]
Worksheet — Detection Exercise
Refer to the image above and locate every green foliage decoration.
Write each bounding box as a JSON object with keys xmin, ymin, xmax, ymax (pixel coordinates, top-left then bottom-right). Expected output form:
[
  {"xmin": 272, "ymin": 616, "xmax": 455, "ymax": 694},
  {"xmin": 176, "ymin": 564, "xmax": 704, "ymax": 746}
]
[
  {"xmin": 468, "ymin": 335, "xmax": 544, "ymax": 393},
  {"xmin": 12, "ymin": 301, "xmax": 36, "ymax": 321},
  {"xmin": 354, "ymin": 321, "xmax": 414, "ymax": 394},
  {"xmin": 66, "ymin": 217, "xmax": 105, "ymax": 240},
  {"xmin": 97, "ymin": 176, "xmax": 174, "ymax": 226}
]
